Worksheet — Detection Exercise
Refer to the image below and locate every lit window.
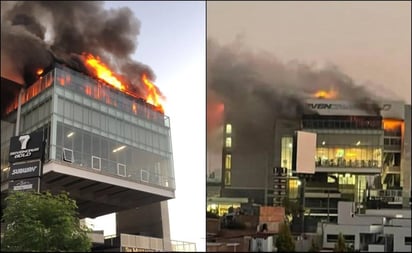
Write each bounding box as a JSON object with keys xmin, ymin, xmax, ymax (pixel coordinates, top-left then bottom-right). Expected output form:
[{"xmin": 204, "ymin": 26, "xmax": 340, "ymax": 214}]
[
  {"xmin": 226, "ymin": 124, "xmax": 232, "ymax": 134},
  {"xmin": 225, "ymin": 137, "xmax": 232, "ymax": 148},
  {"xmin": 225, "ymin": 154, "xmax": 232, "ymax": 169},
  {"xmin": 224, "ymin": 170, "xmax": 231, "ymax": 186}
]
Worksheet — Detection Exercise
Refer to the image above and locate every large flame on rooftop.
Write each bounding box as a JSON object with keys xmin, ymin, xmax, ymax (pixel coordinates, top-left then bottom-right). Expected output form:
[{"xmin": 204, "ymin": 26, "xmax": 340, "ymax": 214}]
[
  {"xmin": 82, "ymin": 53, "xmax": 164, "ymax": 113},
  {"xmin": 142, "ymin": 73, "xmax": 164, "ymax": 113},
  {"xmin": 314, "ymin": 89, "xmax": 337, "ymax": 99},
  {"xmin": 83, "ymin": 53, "xmax": 125, "ymax": 91}
]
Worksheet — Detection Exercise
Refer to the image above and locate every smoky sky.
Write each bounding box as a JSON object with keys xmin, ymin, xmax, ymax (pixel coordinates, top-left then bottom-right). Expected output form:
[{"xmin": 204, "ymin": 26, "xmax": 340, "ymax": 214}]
[
  {"xmin": 207, "ymin": 38, "xmax": 381, "ymax": 152},
  {"xmin": 1, "ymin": 1, "xmax": 157, "ymax": 97}
]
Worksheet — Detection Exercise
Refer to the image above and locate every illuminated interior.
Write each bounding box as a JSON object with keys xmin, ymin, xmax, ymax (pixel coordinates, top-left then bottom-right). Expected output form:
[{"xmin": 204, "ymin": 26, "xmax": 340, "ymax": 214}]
[{"xmin": 316, "ymin": 147, "xmax": 382, "ymax": 168}]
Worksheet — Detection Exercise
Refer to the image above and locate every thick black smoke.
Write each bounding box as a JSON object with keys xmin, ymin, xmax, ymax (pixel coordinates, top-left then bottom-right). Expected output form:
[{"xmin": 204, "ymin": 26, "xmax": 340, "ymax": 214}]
[
  {"xmin": 207, "ymin": 39, "xmax": 381, "ymax": 152},
  {"xmin": 1, "ymin": 1, "xmax": 156, "ymax": 96}
]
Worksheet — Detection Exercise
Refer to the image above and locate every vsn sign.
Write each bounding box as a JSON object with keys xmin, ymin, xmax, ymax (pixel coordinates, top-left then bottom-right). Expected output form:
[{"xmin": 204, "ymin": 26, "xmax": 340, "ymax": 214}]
[
  {"xmin": 9, "ymin": 131, "xmax": 45, "ymax": 163},
  {"xmin": 307, "ymin": 103, "xmax": 391, "ymax": 111}
]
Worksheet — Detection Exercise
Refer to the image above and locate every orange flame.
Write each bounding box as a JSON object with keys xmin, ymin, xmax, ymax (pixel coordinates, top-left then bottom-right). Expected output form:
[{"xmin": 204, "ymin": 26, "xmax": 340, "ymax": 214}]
[
  {"xmin": 36, "ymin": 68, "xmax": 44, "ymax": 75},
  {"xmin": 83, "ymin": 53, "xmax": 125, "ymax": 91},
  {"xmin": 82, "ymin": 52, "xmax": 165, "ymax": 114},
  {"xmin": 383, "ymin": 119, "xmax": 403, "ymax": 131},
  {"xmin": 142, "ymin": 73, "xmax": 164, "ymax": 113},
  {"xmin": 314, "ymin": 89, "xmax": 337, "ymax": 99}
]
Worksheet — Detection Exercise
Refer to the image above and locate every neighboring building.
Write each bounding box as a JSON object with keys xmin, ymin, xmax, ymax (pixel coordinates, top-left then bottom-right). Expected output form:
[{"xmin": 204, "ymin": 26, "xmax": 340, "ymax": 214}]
[
  {"xmin": 171, "ymin": 240, "xmax": 197, "ymax": 252},
  {"xmin": 320, "ymin": 201, "xmax": 411, "ymax": 252},
  {"xmin": 218, "ymin": 97, "xmax": 411, "ymax": 233},
  {"xmin": 1, "ymin": 64, "xmax": 175, "ymax": 251}
]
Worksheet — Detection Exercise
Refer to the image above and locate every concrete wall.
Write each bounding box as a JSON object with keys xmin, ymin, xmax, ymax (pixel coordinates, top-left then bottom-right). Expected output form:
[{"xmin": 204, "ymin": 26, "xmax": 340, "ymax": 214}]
[
  {"xmin": 322, "ymin": 223, "xmax": 382, "ymax": 251},
  {"xmin": 337, "ymin": 202, "xmax": 383, "ymax": 225},
  {"xmin": 368, "ymin": 244, "xmax": 385, "ymax": 252},
  {"xmin": 116, "ymin": 201, "xmax": 171, "ymax": 250},
  {"xmin": 383, "ymin": 226, "xmax": 411, "ymax": 252}
]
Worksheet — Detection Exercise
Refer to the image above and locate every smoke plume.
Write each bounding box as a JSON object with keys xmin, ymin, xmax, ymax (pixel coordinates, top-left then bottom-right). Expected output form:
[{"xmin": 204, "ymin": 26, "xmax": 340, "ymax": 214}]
[
  {"xmin": 207, "ymin": 39, "xmax": 381, "ymax": 152},
  {"xmin": 1, "ymin": 1, "xmax": 156, "ymax": 95}
]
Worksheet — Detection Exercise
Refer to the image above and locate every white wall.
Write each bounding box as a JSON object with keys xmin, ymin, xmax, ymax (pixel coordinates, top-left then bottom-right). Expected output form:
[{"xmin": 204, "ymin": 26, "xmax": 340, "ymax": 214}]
[{"xmin": 384, "ymin": 226, "xmax": 411, "ymax": 252}]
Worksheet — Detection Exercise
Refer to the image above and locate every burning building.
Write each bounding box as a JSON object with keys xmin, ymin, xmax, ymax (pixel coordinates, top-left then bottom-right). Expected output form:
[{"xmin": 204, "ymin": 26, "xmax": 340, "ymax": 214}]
[
  {"xmin": 1, "ymin": 1, "xmax": 174, "ymax": 251},
  {"xmin": 206, "ymin": 40, "xmax": 411, "ymax": 234}
]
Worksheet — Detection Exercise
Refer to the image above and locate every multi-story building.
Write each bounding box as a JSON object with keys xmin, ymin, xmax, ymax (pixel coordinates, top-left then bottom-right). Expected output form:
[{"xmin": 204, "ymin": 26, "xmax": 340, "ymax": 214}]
[
  {"xmin": 1, "ymin": 64, "xmax": 175, "ymax": 251},
  {"xmin": 218, "ymin": 97, "xmax": 411, "ymax": 233},
  {"xmin": 320, "ymin": 201, "xmax": 411, "ymax": 252}
]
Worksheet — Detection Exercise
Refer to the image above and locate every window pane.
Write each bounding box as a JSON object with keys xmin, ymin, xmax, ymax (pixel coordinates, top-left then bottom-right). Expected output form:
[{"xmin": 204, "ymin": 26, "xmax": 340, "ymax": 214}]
[{"xmin": 225, "ymin": 154, "xmax": 232, "ymax": 169}]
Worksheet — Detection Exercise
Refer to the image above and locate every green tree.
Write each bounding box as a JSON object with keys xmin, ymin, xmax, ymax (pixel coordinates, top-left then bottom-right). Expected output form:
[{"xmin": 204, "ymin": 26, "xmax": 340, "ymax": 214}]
[
  {"xmin": 308, "ymin": 238, "xmax": 321, "ymax": 252},
  {"xmin": 275, "ymin": 222, "xmax": 295, "ymax": 252},
  {"xmin": 1, "ymin": 191, "xmax": 92, "ymax": 252},
  {"xmin": 334, "ymin": 233, "xmax": 348, "ymax": 252}
]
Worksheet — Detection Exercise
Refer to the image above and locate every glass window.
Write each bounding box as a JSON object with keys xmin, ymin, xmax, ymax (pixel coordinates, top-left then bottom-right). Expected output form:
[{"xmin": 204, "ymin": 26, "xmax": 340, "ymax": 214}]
[
  {"xmin": 146, "ymin": 131, "xmax": 153, "ymax": 146},
  {"xmin": 73, "ymin": 130, "xmax": 81, "ymax": 152},
  {"xmin": 83, "ymin": 132, "xmax": 91, "ymax": 155},
  {"xmin": 101, "ymin": 139, "xmax": 108, "ymax": 160},
  {"xmin": 152, "ymin": 133, "xmax": 159, "ymax": 149},
  {"xmin": 225, "ymin": 137, "xmax": 232, "ymax": 148},
  {"xmin": 224, "ymin": 170, "xmax": 231, "ymax": 186},
  {"xmin": 281, "ymin": 137, "xmax": 293, "ymax": 172},
  {"xmin": 63, "ymin": 99, "xmax": 73, "ymax": 120},
  {"xmin": 92, "ymin": 134, "xmax": 101, "ymax": 157},
  {"xmin": 225, "ymin": 154, "xmax": 232, "ymax": 169},
  {"xmin": 125, "ymin": 123, "xmax": 131, "ymax": 140},
  {"xmin": 226, "ymin": 124, "xmax": 232, "ymax": 134},
  {"xmin": 100, "ymin": 114, "xmax": 107, "ymax": 132},
  {"xmin": 57, "ymin": 98, "xmax": 64, "ymax": 115},
  {"xmin": 117, "ymin": 163, "xmax": 126, "ymax": 177},
  {"xmin": 92, "ymin": 111, "xmax": 99, "ymax": 129},
  {"xmin": 92, "ymin": 156, "xmax": 101, "ymax": 170},
  {"xmin": 64, "ymin": 127, "xmax": 74, "ymax": 149},
  {"xmin": 73, "ymin": 103, "xmax": 82, "ymax": 121},
  {"xmin": 56, "ymin": 123, "xmax": 63, "ymax": 147},
  {"xmin": 63, "ymin": 148, "xmax": 73, "ymax": 163},
  {"xmin": 141, "ymin": 169, "xmax": 149, "ymax": 182}
]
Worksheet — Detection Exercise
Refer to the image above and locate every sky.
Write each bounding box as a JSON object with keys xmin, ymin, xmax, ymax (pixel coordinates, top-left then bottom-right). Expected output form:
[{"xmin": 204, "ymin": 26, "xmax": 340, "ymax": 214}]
[
  {"xmin": 90, "ymin": 2, "xmax": 206, "ymax": 251},
  {"xmin": 207, "ymin": 1, "xmax": 411, "ymax": 104}
]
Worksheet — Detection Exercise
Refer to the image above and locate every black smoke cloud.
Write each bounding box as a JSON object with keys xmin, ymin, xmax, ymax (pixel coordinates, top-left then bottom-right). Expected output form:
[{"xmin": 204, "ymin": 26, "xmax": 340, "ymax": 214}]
[
  {"xmin": 207, "ymin": 39, "xmax": 381, "ymax": 152},
  {"xmin": 1, "ymin": 1, "xmax": 156, "ymax": 96}
]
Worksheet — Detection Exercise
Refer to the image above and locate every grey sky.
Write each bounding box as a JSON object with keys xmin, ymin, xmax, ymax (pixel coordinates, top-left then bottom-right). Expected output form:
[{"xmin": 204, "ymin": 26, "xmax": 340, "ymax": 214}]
[{"xmin": 208, "ymin": 1, "xmax": 411, "ymax": 103}]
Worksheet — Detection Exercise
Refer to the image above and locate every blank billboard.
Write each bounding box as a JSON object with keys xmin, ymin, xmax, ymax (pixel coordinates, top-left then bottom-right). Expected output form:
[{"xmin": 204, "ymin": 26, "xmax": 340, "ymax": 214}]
[{"xmin": 293, "ymin": 131, "xmax": 316, "ymax": 174}]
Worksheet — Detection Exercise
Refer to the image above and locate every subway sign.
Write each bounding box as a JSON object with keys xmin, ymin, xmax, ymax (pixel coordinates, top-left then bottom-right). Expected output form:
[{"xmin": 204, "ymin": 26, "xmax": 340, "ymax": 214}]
[
  {"xmin": 9, "ymin": 160, "xmax": 42, "ymax": 180},
  {"xmin": 9, "ymin": 131, "xmax": 44, "ymax": 163}
]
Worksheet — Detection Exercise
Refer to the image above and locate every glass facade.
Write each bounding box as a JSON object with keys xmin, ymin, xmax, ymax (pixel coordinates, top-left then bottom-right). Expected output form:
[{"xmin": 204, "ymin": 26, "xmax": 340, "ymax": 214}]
[
  {"xmin": 302, "ymin": 115, "xmax": 382, "ymax": 130},
  {"xmin": 311, "ymin": 132, "xmax": 383, "ymax": 168},
  {"xmin": 1, "ymin": 65, "xmax": 175, "ymax": 190},
  {"xmin": 280, "ymin": 137, "xmax": 293, "ymax": 173}
]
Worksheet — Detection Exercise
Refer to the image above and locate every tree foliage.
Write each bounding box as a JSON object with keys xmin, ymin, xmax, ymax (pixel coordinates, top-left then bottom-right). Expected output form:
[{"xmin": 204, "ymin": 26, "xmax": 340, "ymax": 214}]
[
  {"xmin": 1, "ymin": 191, "xmax": 92, "ymax": 252},
  {"xmin": 275, "ymin": 221, "xmax": 295, "ymax": 252},
  {"xmin": 334, "ymin": 232, "xmax": 348, "ymax": 252}
]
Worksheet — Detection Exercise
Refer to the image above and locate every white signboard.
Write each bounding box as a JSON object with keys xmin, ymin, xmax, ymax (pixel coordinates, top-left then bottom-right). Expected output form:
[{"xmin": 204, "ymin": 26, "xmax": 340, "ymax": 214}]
[{"xmin": 295, "ymin": 131, "xmax": 316, "ymax": 174}]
